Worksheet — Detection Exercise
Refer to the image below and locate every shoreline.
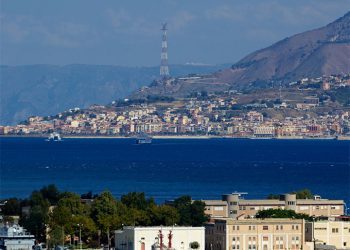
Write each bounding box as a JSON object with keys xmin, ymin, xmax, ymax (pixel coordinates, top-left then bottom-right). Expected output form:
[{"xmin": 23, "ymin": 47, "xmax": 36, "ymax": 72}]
[{"xmin": 1, "ymin": 134, "xmax": 349, "ymax": 140}]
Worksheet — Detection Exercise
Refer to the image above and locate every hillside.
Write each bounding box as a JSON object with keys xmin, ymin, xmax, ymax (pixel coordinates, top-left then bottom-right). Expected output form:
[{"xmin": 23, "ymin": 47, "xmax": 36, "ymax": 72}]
[
  {"xmin": 0, "ymin": 64, "xmax": 228, "ymax": 125},
  {"xmin": 133, "ymin": 11, "xmax": 350, "ymax": 98},
  {"xmin": 218, "ymin": 11, "xmax": 350, "ymax": 86}
]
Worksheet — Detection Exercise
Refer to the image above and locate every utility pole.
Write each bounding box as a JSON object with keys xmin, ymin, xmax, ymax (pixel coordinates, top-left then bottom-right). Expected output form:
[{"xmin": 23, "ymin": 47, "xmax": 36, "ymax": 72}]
[
  {"xmin": 77, "ymin": 224, "xmax": 83, "ymax": 250},
  {"xmin": 160, "ymin": 23, "xmax": 170, "ymax": 80}
]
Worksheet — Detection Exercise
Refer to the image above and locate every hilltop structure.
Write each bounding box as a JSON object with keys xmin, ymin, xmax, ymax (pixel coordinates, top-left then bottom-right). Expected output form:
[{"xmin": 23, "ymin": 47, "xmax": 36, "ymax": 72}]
[{"xmin": 160, "ymin": 23, "xmax": 170, "ymax": 80}]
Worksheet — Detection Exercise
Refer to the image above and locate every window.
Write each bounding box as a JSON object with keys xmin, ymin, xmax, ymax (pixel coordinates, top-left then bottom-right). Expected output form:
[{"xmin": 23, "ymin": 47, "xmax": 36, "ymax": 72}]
[
  {"xmin": 232, "ymin": 237, "xmax": 240, "ymax": 250},
  {"xmin": 332, "ymin": 228, "xmax": 339, "ymax": 233},
  {"xmin": 249, "ymin": 226, "xmax": 255, "ymax": 231},
  {"xmin": 263, "ymin": 226, "xmax": 268, "ymax": 230},
  {"xmin": 230, "ymin": 202, "xmax": 238, "ymax": 205}
]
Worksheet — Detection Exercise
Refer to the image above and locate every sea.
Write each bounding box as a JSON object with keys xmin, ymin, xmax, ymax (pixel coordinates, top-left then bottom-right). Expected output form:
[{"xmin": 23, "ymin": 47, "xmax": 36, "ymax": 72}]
[{"xmin": 0, "ymin": 137, "xmax": 349, "ymax": 206}]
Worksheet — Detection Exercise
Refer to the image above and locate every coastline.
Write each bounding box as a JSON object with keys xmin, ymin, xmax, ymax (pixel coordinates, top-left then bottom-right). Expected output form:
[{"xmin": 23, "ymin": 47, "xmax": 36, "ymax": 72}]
[{"xmin": 1, "ymin": 134, "xmax": 349, "ymax": 140}]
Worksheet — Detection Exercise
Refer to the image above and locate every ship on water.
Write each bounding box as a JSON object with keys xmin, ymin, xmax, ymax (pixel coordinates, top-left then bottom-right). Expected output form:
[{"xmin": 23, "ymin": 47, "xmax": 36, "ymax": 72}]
[
  {"xmin": 46, "ymin": 132, "xmax": 62, "ymax": 141},
  {"xmin": 135, "ymin": 133, "xmax": 152, "ymax": 144}
]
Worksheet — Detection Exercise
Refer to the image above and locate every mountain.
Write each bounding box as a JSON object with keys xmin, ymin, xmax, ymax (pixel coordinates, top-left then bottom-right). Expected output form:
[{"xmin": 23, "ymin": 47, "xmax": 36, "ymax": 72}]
[
  {"xmin": 217, "ymin": 11, "xmax": 350, "ymax": 86},
  {"xmin": 0, "ymin": 64, "xmax": 229, "ymax": 125},
  {"xmin": 133, "ymin": 12, "xmax": 350, "ymax": 98}
]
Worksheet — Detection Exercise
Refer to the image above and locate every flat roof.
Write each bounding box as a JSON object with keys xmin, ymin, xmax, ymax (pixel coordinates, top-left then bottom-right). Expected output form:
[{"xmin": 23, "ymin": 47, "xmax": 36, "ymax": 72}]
[{"xmin": 203, "ymin": 199, "xmax": 344, "ymax": 206}]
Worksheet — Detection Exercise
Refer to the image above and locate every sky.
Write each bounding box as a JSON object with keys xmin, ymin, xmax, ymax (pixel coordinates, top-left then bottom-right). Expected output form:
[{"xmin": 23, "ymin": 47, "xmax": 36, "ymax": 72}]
[{"xmin": 1, "ymin": 0, "xmax": 349, "ymax": 66}]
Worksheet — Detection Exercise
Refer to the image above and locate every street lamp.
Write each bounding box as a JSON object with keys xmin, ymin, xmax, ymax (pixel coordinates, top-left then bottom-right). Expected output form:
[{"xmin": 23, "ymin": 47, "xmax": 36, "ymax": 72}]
[{"xmin": 77, "ymin": 224, "xmax": 83, "ymax": 250}]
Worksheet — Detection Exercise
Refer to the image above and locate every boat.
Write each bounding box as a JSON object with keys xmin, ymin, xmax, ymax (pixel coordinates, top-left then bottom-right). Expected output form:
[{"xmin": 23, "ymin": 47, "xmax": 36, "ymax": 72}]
[
  {"xmin": 135, "ymin": 133, "xmax": 152, "ymax": 144},
  {"xmin": 46, "ymin": 132, "xmax": 62, "ymax": 141}
]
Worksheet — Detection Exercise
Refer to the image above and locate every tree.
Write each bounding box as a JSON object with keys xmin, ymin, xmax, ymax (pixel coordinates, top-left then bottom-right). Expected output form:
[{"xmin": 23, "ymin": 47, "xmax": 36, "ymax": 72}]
[
  {"xmin": 267, "ymin": 194, "xmax": 280, "ymax": 199},
  {"xmin": 255, "ymin": 209, "xmax": 311, "ymax": 221},
  {"xmin": 121, "ymin": 192, "xmax": 155, "ymax": 210},
  {"xmin": 190, "ymin": 200, "xmax": 208, "ymax": 226},
  {"xmin": 149, "ymin": 205, "xmax": 180, "ymax": 226},
  {"xmin": 1, "ymin": 198, "xmax": 21, "ymax": 216},
  {"xmin": 295, "ymin": 189, "xmax": 313, "ymax": 199},
  {"xmin": 21, "ymin": 191, "xmax": 50, "ymax": 242},
  {"xmin": 40, "ymin": 184, "xmax": 60, "ymax": 205},
  {"xmin": 173, "ymin": 196, "xmax": 208, "ymax": 226},
  {"xmin": 173, "ymin": 196, "xmax": 192, "ymax": 226},
  {"xmin": 91, "ymin": 191, "xmax": 127, "ymax": 249}
]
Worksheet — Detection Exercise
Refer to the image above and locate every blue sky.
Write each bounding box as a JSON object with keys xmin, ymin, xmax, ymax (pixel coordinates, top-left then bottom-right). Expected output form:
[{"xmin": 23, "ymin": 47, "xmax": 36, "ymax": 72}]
[{"xmin": 1, "ymin": 0, "xmax": 349, "ymax": 66}]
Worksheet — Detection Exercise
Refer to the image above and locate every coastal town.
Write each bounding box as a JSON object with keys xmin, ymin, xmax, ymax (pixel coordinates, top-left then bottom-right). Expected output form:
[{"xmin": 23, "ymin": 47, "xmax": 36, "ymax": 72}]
[{"xmin": 1, "ymin": 75, "xmax": 349, "ymax": 139}]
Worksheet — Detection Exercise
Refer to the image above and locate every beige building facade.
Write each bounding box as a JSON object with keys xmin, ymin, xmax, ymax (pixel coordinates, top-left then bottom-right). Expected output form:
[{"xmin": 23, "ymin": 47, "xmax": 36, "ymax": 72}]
[
  {"xmin": 203, "ymin": 193, "xmax": 344, "ymax": 219},
  {"xmin": 205, "ymin": 218, "xmax": 309, "ymax": 250},
  {"xmin": 305, "ymin": 220, "xmax": 350, "ymax": 249}
]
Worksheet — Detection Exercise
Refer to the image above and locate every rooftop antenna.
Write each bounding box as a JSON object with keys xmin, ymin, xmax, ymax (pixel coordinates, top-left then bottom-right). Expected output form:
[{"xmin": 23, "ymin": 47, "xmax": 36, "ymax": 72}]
[{"xmin": 160, "ymin": 23, "xmax": 170, "ymax": 79}]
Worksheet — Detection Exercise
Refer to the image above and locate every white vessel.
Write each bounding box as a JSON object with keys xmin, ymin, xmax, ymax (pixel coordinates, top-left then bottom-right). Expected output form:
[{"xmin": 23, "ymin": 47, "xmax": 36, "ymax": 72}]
[
  {"xmin": 135, "ymin": 133, "xmax": 152, "ymax": 144},
  {"xmin": 46, "ymin": 132, "xmax": 62, "ymax": 141}
]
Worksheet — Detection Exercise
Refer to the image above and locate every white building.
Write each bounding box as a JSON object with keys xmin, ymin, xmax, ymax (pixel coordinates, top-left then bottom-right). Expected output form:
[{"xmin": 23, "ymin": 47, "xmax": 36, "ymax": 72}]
[
  {"xmin": 115, "ymin": 226, "xmax": 205, "ymax": 250},
  {"xmin": 0, "ymin": 224, "xmax": 35, "ymax": 250}
]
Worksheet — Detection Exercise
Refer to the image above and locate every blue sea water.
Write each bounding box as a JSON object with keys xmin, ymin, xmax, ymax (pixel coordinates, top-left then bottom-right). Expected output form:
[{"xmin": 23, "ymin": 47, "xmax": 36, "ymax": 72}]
[{"xmin": 0, "ymin": 137, "xmax": 349, "ymax": 206}]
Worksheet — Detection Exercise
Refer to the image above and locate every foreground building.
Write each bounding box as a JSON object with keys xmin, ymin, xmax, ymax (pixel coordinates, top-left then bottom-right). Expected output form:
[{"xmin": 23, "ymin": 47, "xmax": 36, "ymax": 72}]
[
  {"xmin": 115, "ymin": 226, "xmax": 205, "ymax": 250},
  {"xmin": 203, "ymin": 193, "xmax": 344, "ymax": 219},
  {"xmin": 305, "ymin": 219, "xmax": 350, "ymax": 249},
  {"xmin": 205, "ymin": 218, "xmax": 309, "ymax": 250},
  {"xmin": 0, "ymin": 224, "xmax": 35, "ymax": 250}
]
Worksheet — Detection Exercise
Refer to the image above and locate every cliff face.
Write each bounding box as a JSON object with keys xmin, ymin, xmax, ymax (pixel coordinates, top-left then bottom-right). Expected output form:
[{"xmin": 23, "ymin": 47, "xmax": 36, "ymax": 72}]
[{"xmin": 217, "ymin": 11, "xmax": 350, "ymax": 86}]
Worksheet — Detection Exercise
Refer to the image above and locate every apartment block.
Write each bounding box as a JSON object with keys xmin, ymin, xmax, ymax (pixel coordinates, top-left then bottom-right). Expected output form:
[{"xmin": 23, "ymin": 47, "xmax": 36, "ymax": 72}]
[
  {"xmin": 205, "ymin": 218, "xmax": 308, "ymax": 250},
  {"xmin": 203, "ymin": 193, "xmax": 344, "ymax": 219}
]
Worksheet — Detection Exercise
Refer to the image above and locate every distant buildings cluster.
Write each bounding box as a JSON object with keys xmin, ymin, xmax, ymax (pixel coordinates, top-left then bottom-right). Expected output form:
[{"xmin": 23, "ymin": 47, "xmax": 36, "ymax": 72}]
[{"xmin": 1, "ymin": 75, "xmax": 350, "ymax": 138}]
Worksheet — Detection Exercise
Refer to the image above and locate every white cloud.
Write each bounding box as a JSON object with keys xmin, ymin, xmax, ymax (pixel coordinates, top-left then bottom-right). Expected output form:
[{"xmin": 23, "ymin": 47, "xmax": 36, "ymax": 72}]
[
  {"xmin": 205, "ymin": 5, "xmax": 243, "ymax": 22},
  {"xmin": 106, "ymin": 8, "xmax": 131, "ymax": 29},
  {"xmin": 169, "ymin": 10, "xmax": 196, "ymax": 31}
]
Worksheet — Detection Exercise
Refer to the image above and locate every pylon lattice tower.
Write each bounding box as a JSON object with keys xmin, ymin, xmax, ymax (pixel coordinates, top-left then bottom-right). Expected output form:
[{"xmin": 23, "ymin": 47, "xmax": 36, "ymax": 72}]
[{"xmin": 160, "ymin": 23, "xmax": 170, "ymax": 79}]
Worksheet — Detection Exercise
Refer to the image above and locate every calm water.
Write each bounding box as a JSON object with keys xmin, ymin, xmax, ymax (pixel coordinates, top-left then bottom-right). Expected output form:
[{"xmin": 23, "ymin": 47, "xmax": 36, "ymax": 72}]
[{"xmin": 0, "ymin": 137, "xmax": 349, "ymax": 205}]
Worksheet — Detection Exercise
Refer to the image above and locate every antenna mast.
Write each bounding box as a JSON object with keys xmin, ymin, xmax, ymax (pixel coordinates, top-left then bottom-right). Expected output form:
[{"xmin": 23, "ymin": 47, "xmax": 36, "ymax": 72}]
[{"xmin": 160, "ymin": 23, "xmax": 170, "ymax": 79}]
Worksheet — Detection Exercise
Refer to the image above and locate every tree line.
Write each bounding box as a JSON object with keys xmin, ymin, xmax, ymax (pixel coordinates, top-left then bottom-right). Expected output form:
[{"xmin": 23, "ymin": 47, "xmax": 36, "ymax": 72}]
[{"xmin": 1, "ymin": 185, "xmax": 208, "ymax": 249}]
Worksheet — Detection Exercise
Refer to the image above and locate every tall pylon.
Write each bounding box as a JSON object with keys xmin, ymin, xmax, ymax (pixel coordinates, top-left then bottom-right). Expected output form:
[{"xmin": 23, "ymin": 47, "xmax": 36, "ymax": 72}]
[{"xmin": 160, "ymin": 23, "xmax": 170, "ymax": 79}]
